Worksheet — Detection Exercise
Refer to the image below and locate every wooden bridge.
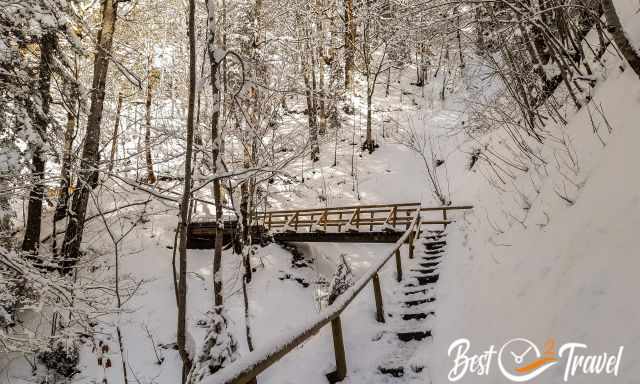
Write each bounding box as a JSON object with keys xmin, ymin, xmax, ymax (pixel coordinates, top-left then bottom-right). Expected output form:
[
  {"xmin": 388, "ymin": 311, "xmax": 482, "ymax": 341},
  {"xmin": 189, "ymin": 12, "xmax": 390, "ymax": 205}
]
[
  {"xmin": 190, "ymin": 202, "xmax": 472, "ymax": 384},
  {"xmin": 187, "ymin": 202, "xmax": 472, "ymax": 248}
]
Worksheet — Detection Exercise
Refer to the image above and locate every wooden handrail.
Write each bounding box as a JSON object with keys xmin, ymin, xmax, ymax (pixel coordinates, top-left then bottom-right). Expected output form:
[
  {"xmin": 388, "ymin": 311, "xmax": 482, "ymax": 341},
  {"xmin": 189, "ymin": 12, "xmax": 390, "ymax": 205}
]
[
  {"xmin": 254, "ymin": 202, "xmax": 421, "ymax": 216},
  {"xmin": 208, "ymin": 208, "xmax": 423, "ymax": 384},
  {"xmin": 254, "ymin": 204, "xmax": 473, "ymax": 220}
]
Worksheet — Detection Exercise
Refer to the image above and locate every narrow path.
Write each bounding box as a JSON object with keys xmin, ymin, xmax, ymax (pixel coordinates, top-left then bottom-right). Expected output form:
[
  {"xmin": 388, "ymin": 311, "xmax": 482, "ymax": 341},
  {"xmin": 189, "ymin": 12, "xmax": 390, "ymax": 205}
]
[{"xmin": 377, "ymin": 229, "xmax": 446, "ymax": 381}]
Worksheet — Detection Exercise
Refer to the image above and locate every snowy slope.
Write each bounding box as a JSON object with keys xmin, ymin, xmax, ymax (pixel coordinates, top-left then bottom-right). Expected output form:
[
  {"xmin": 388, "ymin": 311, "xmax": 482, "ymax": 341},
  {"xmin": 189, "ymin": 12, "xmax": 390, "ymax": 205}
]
[{"xmin": 426, "ymin": 65, "xmax": 640, "ymax": 383}]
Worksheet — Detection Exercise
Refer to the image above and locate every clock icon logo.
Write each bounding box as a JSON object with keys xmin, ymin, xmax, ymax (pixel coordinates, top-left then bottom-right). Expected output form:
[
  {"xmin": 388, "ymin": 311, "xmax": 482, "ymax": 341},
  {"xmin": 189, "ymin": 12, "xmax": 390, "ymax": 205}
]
[{"xmin": 498, "ymin": 338, "xmax": 559, "ymax": 382}]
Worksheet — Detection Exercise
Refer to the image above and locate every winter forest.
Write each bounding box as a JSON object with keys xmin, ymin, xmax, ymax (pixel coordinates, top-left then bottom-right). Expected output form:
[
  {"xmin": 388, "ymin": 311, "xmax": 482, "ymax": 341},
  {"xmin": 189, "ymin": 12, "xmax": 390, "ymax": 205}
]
[{"xmin": 1, "ymin": 0, "xmax": 639, "ymax": 382}]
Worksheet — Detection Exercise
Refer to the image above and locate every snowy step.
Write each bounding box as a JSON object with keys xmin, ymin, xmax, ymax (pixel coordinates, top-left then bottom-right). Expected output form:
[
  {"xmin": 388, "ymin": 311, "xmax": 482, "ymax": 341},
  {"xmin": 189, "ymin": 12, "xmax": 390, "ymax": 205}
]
[
  {"xmin": 424, "ymin": 242, "xmax": 446, "ymax": 251},
  {"xmin": 397, "ymin": 330, "xmax": 432, "ymax": 342},
  {"xmin": 423, "ymin": 249, "xmax": 444, "ymax": 256},
  {"xmin": 406, "ymin": 274, "xmax": 439, "ymax": 286},
  {"xmin": 419, "ymin": 261, "xmax": 439, "ymax": 268},
  {"xmin": 401, "ymin": 311, "xmax": 435, "ymax": 321},
  {"xmin": 377, "ymin": 340, "xmax": 427, "ymax": 378},
  {"xmin": 378, "ymin": 362, "xmax": 425, "ymax": 378},
  {"xmin": 423, "ymin": 238, "xmax": 446, "ymax": 244},
  {"xmin": 403, "ymin": 297, "xmax": 435, "ymax": 307},
  {"xmin": 402, "ymin": 287, "xmax": 434, "ymax": 296},
  {"xmin": 409, "ymin": 268, "xmax": 438, "ymax": 275}
]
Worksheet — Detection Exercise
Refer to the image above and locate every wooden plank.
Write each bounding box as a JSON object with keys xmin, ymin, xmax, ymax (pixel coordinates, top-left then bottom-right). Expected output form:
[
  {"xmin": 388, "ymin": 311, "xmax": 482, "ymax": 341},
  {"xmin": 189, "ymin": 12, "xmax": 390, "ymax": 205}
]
[{"xmin": 283, "ymin": 212, "xmax": 299, "ymax": 233}]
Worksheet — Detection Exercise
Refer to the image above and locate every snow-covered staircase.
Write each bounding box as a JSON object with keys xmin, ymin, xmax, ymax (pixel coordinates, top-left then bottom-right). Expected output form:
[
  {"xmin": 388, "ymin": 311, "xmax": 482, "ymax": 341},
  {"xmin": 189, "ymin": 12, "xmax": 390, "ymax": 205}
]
[{"xmin": 376, "ymin": 229, "xmax": 446, "ymax": 379}]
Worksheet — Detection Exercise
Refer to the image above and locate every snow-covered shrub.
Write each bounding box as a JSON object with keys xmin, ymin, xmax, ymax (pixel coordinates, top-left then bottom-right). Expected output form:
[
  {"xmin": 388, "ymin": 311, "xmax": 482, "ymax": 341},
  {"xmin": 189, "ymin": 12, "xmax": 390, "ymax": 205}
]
[
  {"xmin": 327, "ymin": 254, "xmax": 354, "ymax": 305},
  {"xmin": 0, "ymin": 248, "xmax": 79, "ymax": 354},
  {"xmin": 189, "ymin": 310, "xmax": 238, "ymax": 383},
  {"xmin": 0, "ymin": 268, "xmax": 41, "ymax": 327},
  {"xmin": 0, "ymin": 306, "xmax": 14, "ymax": 328},
  {"xmin": 38, "ymin": 334, "xmax": 80, "ymax": 377},
  {"xmin": 468, "ymin": 148, "xmax": 481, "ymax": 170}
]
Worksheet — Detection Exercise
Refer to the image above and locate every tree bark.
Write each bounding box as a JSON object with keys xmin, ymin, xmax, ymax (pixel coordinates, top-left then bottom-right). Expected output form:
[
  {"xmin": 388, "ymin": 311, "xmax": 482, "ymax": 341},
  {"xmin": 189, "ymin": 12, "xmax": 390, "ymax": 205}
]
[
  {"xmin": 22, "ymin": 32, "xmax": 56, "ymax": 254},
  {"xmin": 177, "ymin": 0, "xmax": 197, "ymax": 382},
  {"xmin": 61, "ymin": 0, "xmax": 118, "ymax": 271},
  {"xmin": 365, "ymin": 92, "xmax": 373, "ymax": 153},
  {"xmin": 205, "ymin": 0, "xmax": 225, "ymax": 309},
  {"xmin": 602, "ymin": 0, "xmax": 640, "ymax": 78},
  {"xmin": 301, "ymin": 22, "xmax": 320, "ymax": 162},
  {"xmin": 344, "ymin": 0, "xmax": 355, "ymax": 91},
  {"xmin": 108, "ymin": 93, "xmax": 123, "ymax": 172},
  {"xmin": 145, "ymin": 66, "xmax": 157, "ymax": 184},
  {"xmin": 52, "ymin": 110, "xmax": 76, "ymax": 256}
]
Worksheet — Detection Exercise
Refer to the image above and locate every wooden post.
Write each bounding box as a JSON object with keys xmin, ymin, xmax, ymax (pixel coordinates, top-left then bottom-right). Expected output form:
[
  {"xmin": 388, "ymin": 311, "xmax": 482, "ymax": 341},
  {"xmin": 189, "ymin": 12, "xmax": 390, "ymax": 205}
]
[
  {"xmin": 409, "ymin": 231, "xmax": 415, "ymax": 259},
  {"xmin": 338, "ymin": 212, "xmax": 343, "ymax": 232},
  {"xmin": 324, "ymin": 209, "xmax": 328, "ymax": 232},
  {"xmin": 372, "ymin": 273, "xmax": 385, "ymax": 323},
  {"xmin": 268, "ymin": 212, "xmax": 272, "ymax": 230},
  {"xmin": 395, "ymin": 248, "xmax": 402, "ymax": 282},
  {"xmin": 392, "ymin": 205, "xmax": 397, "ymax": 228},
  {"xmin": 326, "ymin": 316, "xmax": 347, "ymax": 383},
  {"xmin": 405, "ymin": 209, "xmax": 410, "ymax": 230},
  {"xmin": 443, "ymin": 209, "xmax": 447, "ymax": 229},
  {"xmin": 356, "ymin": 208, "xmax": 360, "ymax": 230},
  {"xmin": 369, "ymin": 211, "xmax": 374, "ymax": 231}
]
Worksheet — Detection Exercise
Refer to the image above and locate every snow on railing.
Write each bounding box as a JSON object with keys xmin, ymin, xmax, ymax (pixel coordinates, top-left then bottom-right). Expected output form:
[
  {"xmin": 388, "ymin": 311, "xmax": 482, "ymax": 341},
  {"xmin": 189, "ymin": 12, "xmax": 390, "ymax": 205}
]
[{"xmin": 206, "ymin": 207, "xmax": 423, "ymax": 384}]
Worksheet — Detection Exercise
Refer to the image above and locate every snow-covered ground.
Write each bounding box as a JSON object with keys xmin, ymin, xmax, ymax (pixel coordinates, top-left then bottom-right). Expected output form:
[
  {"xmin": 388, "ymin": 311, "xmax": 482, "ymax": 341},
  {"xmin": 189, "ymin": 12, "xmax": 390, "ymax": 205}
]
[{"xmin": 3, "ymin": 1, "xmax": 640, "ymax": 382}]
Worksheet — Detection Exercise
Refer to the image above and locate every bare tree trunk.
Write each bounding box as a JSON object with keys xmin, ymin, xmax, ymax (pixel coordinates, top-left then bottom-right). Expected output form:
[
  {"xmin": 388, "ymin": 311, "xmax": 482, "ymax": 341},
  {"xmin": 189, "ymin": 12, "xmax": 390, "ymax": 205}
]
[
  {"xmin": 0, "ymin": 176, "xmax": 12, "ymax": 248},
  {"xmin": 300, "ymin": 21, "xmax": 320, "ymax": 162},
  {"xmin": 365, "ymin": 92, "xmax": 373, "ymax": 153},
  {"xmin": 316, "ymin": 0, "xmax": 327, "ymax": 135},
  {"xmin": 176, "ymin": 0, "xmax": 197, "ymax": 381},
  {"xmin": 108, "ymin": 93, "xmax": 123, "ymax": 172},
  {"xmin": 52, "ymin": 110, "xmax": 76, "ymax": 256},
  {"xmin": 456, "ymin": 9, "xmax": 465, "ymax": 68},
  {"xmin": 602, "ymin": 0, "xmax": 640, "ymax": 78},
  {"xmin": 22, "ymin": 32, "xmax": 56, "ymax": 255},
  {"xmin": 145, "ymin": 65, "xmax": 157, "ymax": 184},
  {"xmin": 344, "ymin": 0, "xmax": 355, "ymax": 91},
  {"xmin": 205, "ymin": 0, "xmax": 225, "ymax": 309},
  {"xmin": 362, "ymin": 23, "xmax": 375, "ymax": 153},
  {"xmin": 61, "ymin": 0, "xmax": 118, "ymax": 272}
]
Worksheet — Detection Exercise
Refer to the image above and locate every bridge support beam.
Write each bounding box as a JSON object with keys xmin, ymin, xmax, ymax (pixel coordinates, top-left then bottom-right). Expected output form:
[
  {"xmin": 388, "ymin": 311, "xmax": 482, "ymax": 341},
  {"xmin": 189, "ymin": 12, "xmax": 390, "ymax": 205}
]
[{"xmin": 327, "ymin": 316, "xmax": 347, "ymax": 383}]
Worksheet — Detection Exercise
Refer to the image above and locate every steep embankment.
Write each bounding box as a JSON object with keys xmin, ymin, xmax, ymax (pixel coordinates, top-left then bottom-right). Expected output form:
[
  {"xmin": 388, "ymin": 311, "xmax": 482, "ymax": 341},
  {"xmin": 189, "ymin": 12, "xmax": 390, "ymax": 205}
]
[{"xmin": 424, "ymin": 9, "xmax": 640, "ymax": 382}]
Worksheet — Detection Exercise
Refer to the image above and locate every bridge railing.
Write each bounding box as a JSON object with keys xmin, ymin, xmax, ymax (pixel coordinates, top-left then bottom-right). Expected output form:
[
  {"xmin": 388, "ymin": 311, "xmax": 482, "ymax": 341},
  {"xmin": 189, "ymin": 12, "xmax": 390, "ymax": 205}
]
[
  {"xmin": 208, "ymin": 204, "xmax": 472, "ymax": 384},
  {"xmin": 254, "ymin": 203, "xmax": 473, "ymax": 232}
]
